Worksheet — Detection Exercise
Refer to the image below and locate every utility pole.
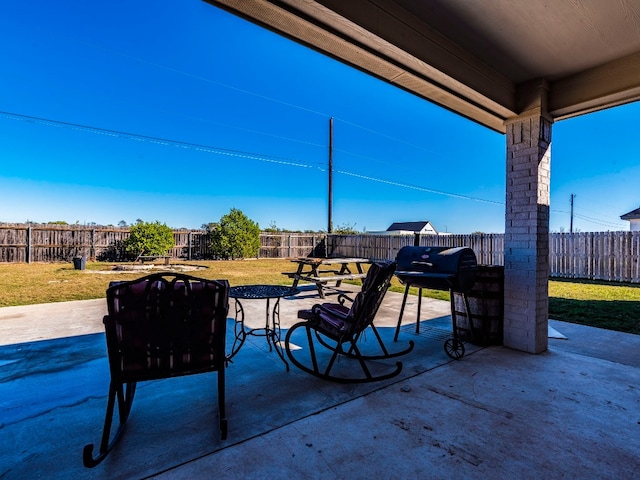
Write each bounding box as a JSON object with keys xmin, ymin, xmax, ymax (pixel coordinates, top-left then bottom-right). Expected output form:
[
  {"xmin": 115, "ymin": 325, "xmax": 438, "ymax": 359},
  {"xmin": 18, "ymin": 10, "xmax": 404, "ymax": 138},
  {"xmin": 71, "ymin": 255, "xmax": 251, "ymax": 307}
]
[
  {"xmin": 328, "ymin": 117, "xmax": 333, "ymax": 233},
  {"xmin": 570, "ymin": 193, "xmax": 575, "ymax": 233}
]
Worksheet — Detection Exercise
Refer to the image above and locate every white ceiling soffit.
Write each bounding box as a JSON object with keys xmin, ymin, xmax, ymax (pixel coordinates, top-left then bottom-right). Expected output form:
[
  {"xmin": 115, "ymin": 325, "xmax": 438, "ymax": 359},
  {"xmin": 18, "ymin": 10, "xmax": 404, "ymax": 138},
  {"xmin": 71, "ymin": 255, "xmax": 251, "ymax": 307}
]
[{"xmin": 205, "ymin": 0, "xmax": 640, "ymax": 133}]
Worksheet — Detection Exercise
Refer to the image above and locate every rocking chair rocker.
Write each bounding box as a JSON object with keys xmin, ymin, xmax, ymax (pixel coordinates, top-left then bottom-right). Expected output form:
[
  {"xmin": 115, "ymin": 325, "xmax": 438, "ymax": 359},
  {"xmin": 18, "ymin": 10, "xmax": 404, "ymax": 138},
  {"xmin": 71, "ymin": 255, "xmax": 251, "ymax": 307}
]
[
  {"xmin": 83, "ymin": 273, "xmax": 229, "ymax": 468},
  {"xmin": 284, "ymin": 261, "xmax": 414, "ymax": 383}
]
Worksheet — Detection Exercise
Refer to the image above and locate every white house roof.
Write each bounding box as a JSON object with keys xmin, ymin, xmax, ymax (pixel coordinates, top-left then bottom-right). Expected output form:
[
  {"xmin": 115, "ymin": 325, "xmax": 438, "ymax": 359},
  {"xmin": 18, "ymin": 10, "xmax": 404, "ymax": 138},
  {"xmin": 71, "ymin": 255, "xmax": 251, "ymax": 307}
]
[{"xmin": 386, "ymin": 221, "xmax": 433, "ymax": 232}]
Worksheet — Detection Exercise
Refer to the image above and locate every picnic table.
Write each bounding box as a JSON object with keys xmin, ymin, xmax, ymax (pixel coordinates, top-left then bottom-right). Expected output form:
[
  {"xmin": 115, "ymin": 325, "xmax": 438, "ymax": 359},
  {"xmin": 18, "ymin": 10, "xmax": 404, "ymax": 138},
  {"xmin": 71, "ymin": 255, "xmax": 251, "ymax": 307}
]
[{"xmin": 284, "ymin": 257, "xmax": 372, "ymax": 298}]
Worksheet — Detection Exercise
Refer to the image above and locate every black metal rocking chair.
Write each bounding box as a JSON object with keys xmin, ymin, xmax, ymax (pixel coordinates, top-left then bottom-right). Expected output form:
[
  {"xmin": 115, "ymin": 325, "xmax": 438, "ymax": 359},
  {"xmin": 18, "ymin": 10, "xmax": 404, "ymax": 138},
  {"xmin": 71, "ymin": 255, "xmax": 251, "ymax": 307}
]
[
  {"xmin": 284, "ymin": 261, "xmax": 414, "ymax": 383},
  {"xmin": 83, "ymin": 273, "xmax": 230, "ymax": 468}
]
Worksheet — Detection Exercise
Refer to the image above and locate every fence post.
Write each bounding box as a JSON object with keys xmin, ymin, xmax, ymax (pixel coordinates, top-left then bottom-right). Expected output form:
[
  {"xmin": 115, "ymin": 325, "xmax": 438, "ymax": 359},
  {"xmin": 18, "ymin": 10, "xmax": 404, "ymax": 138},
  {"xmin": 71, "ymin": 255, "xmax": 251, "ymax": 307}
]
[{"xmin": 26, "ymin": 226, "xmax": 32, "ymax": 264}]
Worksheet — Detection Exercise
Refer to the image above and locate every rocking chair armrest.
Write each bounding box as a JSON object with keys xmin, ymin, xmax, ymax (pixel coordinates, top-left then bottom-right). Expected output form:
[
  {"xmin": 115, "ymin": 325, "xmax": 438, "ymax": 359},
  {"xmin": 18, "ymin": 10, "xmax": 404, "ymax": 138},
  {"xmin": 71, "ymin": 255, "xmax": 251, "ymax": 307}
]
[
  {"xmin": 312, "ymin": 303, "xmax": 349, "ymax": 321},
  {"xmin": 337, "ymin": 293, "xmax": 354, "ymax": 306}
]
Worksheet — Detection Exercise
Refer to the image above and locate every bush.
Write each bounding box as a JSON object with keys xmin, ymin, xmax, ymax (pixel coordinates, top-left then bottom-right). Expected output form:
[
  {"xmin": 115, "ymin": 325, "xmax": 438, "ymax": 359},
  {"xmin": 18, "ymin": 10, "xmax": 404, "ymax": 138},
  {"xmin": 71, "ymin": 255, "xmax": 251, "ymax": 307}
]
[
  {"xmin": 97, "ymin": 239, "xmax": 127, "ymax": 262},
  {"xmin": 123, "ymin": 221, "xmax": 175, "ymax": 258},
  {"xmin": 334, "ymin": 222, "xmax": 360, "ymax": 234},
  {"xmin": 208, "ymin": 209, "xmax": 260, "ymax": 260}
]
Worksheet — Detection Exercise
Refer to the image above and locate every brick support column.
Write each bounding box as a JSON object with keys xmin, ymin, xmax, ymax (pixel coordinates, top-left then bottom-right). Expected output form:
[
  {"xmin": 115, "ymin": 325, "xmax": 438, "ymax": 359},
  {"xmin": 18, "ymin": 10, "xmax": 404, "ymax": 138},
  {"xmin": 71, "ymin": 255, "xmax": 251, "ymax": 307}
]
[{"xmin": 504, "ymin": 106, "xmax": 552, "ymax": 354}]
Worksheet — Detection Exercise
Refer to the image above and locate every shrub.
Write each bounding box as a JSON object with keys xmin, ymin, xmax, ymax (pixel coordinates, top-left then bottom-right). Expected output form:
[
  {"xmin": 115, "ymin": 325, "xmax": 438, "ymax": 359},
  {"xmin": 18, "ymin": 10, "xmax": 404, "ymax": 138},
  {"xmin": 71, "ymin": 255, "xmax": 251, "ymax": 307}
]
[
  {"xmin": 123, "ymin": 221, "xmax": 175, "ymax": 258},
  {"xmin": 334, "ymin": 222, "xmax": 360, "ymax": 234},
  {"xmin": 97, "ymin": 239, "xmax": 127, "ymax": 262},
  {"xmin": 208, "ymin": 209, "xmax": 260, "ymax": 260}
]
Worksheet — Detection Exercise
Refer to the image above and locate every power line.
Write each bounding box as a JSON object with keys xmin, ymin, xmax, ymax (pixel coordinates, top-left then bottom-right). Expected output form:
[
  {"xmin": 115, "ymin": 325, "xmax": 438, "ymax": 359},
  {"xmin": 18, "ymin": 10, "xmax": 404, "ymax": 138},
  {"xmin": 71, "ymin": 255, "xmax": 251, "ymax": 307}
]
[
  {"xmin": 41, "ymin": 30, "xmax": 332, "ymax": 120},
  {"xmin": 573, "ymin": 212, "xmax": 625, "ymax": 225},
  {"xmin": 0, "ymin": 109, "xmax": 507, "ymax": 206},
  {"xmin": 80, "ymin": 36, "xmax": 455, "ymax": 157},
  {"xmin": 19, "ymin": 28, "xmax": 458, "ymax": 161},
  {"xmin": 333, "ymin": 117, "xmax": 443, "ymax": 157},
  {"xmin": 573, "ymin": 213, "xmax": 626, "ymax": 229},
  {"xmin": 2, "ymin": 24, "xmax": 476, "ymax": 173},
  {"xmin": 0, "ymin": 110, "xmax": 316, "ymax": 170},
  {"xmin": 2, "ymin": 16, "xmax": 632, "ymax": 230},
  {"xmin": 334, "ymin": 169, "xmax": 504, "ymax": 205},
  {"xmin": 550, "ymin": 205, "xmax": 625, "ymax": 229},
  {"xmin": 573, "ymin": 206, "xmax": 628, "ymax": 228},
  {"xmin": 4, "ymin": 109, "xmax": 629, "ymax": 225},
  {"xmin": 551, "ymin": 207, "xmax": 626, "ymax": 229}
]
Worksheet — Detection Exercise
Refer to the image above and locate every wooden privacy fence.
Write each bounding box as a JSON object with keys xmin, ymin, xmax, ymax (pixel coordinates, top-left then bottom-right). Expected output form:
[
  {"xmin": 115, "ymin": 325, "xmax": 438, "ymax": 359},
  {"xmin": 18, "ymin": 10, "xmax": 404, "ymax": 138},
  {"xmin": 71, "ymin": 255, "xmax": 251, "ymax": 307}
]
[
  {"xmin": 326, "ymin": 233, "xmax": 505, "ymax": 266},
  {"xmin": 327, "ymin": 232, "xmax": 640, "ymax": 283},
  {"xmin": 549, "ymin": 231, "xmax": 640, "ymax": 283},
  {"xmin": 259, "ymin": 233, "xmax": 327, "ymax": 258},
  {"xmin": 0, "ymin": 226, "xmax": 211, "ymax": 263},
  {"xmin": 1, "ymin": 225, "xmax": 640, "ymax": 283},
  {"xmin": 329, "ymin": 232, "xmax": 640, "ymax": 282}
]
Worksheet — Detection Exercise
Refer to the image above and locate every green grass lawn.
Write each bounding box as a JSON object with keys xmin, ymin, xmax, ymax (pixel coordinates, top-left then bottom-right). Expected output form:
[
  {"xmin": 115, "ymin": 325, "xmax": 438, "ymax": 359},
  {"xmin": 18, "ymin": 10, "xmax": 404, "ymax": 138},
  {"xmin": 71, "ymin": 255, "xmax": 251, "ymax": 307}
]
[
  {"xmin": 0, "ymin": 261, "xmax": 638, "ymax": 335},
  {"xmin": 548, "ymin": 278, "xmax": 640, "ymax": 334}
]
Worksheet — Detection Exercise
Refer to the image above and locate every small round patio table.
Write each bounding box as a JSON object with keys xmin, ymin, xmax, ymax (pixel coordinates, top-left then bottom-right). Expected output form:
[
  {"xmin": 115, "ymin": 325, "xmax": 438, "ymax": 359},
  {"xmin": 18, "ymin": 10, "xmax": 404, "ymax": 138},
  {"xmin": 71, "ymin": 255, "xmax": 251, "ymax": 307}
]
[{"xmin": 228, "ymin": 285, "xmax": 299, "ymax": 370}]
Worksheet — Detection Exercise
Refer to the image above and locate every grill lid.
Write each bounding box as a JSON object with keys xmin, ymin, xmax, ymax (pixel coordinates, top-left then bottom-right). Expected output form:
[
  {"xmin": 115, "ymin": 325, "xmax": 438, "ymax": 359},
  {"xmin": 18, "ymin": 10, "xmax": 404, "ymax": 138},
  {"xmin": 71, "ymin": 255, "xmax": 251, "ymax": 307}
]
[{"xmin": 395, "ymin": 246, "xmax": 478, "ymax": 292}]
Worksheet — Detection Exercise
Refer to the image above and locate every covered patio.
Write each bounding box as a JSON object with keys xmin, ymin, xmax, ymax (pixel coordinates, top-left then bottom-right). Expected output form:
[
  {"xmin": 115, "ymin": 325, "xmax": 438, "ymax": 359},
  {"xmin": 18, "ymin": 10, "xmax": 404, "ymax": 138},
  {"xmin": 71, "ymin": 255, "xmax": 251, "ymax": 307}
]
[
  {"xmin": 1, "ymin": 287, "xmax": 639, "ymax": 478},
  {"xmin": 3, "ymin": 2, "xmax": 640, "ymax": 478}
]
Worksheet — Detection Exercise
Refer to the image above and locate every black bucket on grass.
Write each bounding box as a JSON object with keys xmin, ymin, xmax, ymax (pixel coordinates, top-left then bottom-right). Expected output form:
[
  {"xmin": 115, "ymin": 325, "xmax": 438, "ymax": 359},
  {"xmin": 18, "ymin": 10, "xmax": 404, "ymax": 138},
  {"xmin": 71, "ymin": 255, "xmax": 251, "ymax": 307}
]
[{"xmin": 73, "ymin": 256, "xmax": 86, "ymax": 270}]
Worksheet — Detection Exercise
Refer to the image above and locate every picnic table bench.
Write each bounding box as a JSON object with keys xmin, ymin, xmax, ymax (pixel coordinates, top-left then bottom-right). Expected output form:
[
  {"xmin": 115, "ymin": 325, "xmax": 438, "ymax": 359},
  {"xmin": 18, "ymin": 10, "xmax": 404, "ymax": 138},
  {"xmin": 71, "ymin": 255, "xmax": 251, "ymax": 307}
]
[{"xmin": 284, "ymin": 257, "xmax": 372, "ymax": 298}]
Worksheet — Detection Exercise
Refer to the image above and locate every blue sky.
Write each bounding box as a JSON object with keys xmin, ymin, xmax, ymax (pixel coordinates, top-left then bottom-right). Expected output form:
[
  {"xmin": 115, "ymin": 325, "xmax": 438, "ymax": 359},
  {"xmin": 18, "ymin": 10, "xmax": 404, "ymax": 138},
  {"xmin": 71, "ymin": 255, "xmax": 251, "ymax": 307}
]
[{"xmin": 0, "ymin": 0, "xmax": 636, "ymax": 233}]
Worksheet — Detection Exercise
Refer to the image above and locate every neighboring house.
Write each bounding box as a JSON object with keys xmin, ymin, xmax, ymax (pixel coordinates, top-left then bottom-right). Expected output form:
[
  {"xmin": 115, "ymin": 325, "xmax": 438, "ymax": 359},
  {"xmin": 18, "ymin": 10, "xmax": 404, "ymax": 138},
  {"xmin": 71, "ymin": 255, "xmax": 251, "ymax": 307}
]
[
  {"xmin": 620, "ymin": 207, "xmax": 640, "ymax": 231},
  {"xmin": 368, "ymin": 221, "xmax": 439, "ymax": 235}
]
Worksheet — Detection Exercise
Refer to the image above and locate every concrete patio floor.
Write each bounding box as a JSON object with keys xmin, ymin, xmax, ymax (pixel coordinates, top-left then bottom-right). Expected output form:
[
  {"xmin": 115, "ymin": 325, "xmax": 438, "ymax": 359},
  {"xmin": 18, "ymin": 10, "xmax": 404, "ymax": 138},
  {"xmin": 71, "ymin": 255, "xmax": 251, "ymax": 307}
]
[{"xmin": 1, "ymin": 284, "xmax": 639, "ymax": 479}]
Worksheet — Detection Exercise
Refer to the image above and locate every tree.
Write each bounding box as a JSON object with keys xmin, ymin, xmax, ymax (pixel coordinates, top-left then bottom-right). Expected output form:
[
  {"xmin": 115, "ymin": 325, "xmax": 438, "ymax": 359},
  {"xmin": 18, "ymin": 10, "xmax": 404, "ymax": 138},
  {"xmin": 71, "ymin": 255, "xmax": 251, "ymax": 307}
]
[
  {"xmin": 209, "ymin": 208, "xmax": 260, "ymax": 260},
  {"xmin": 123, "ymin": 221, "xmax": 175, "ymax": 258},
  {"xmin": 334, "ymin": 222, "xmax": 360, "ymax": 234},
  {"xmin": 263, "ymin": 220, "xmax": 280, "ymax": 233}
]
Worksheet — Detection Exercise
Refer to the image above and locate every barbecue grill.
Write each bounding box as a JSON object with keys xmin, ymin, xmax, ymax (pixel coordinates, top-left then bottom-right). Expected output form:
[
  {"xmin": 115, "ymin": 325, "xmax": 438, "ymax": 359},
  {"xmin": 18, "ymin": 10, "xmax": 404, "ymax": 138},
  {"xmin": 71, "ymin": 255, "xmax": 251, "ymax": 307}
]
[{"xmin": 393, "ymin": 246, "xmax": 478, "ymax": 359}]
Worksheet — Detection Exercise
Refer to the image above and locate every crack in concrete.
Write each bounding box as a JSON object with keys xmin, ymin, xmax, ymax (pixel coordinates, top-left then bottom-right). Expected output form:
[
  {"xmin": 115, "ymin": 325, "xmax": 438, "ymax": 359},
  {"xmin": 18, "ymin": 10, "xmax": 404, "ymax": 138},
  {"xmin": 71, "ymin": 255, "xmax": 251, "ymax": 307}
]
[{"xmin": 424, "ymin": 384, "xmax": 514, "ymax": 419}]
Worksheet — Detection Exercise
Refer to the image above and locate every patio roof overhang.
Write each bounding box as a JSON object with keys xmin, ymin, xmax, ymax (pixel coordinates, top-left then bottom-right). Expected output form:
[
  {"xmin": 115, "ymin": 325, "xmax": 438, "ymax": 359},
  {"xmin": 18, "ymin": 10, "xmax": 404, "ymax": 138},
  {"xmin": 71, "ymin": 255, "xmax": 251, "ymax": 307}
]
[{"xmin": 204, "ymin": 0, "xmax": 640, "ymax": 133}]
